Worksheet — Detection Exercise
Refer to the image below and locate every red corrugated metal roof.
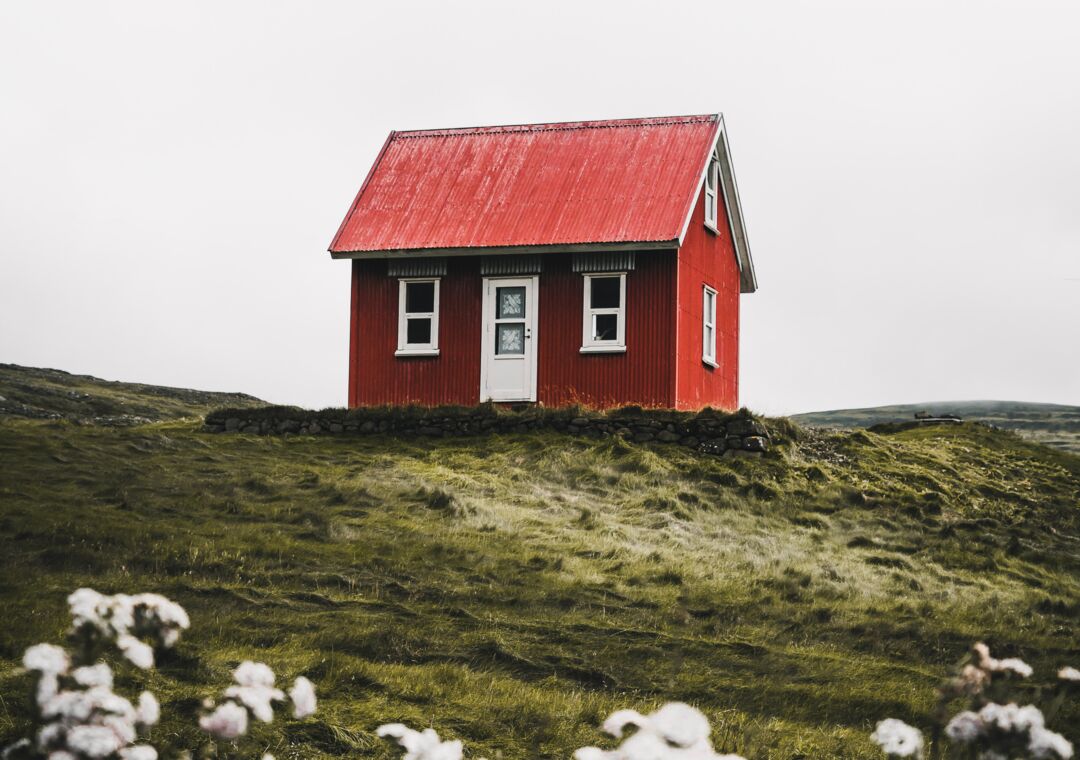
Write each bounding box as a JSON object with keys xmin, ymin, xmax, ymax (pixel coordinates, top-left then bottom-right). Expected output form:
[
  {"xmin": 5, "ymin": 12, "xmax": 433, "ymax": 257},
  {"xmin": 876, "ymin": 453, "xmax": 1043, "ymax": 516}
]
[{"xmin": 329, "ymin": 114, "xmax": 721, "ymax": 254}]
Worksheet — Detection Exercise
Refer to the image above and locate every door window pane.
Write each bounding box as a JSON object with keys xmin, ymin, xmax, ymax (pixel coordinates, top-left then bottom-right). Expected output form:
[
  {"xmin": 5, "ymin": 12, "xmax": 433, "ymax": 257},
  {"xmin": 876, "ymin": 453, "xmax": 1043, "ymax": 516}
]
[
  {"xmin": 496, "ymin": 323, "xmax": 524, "ymax": 355},
  {"xmin": 406, "ymin": 318, "xmax": 432, "ymax": 345},
  {"xmin": 593, "ymin": 314, "xmax": 618, "ymax": 341},
  {"xmin": 590, "ymin": 276, "xmax": 621, "ymax": 309},
  {"xmin": 405, "ymin": 281, "xmax": 435, "ymax": 313},
  {"xmin": 497, "ymin": 287, "xmax": 525, "ymax": 319}
]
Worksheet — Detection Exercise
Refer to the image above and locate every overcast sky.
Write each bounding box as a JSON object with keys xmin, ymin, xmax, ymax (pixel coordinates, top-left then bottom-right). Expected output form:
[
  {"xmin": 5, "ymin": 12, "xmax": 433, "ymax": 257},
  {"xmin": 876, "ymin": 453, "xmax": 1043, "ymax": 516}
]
[{"xmin": 2, "ymin": 0, "xmax": 1078, "ymax": 414}]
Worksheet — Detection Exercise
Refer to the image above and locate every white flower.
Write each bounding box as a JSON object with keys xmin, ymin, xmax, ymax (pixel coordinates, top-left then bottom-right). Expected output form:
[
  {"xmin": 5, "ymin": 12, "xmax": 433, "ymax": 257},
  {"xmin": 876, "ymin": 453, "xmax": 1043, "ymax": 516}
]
[
  {"xmin": 199, "ymin": 700, "xmax": 249, "ymax": 739},
  {"xmin": 119, "ymin": 746, "xmax": 158, "ymax": 760},
  {"xmin": 37, "ymin": 722, "xmax": 65, "ymax": 751},
  {"xmin": 223, "ymin": 685, "xmax": 283, "ymax": 723},
  {"xmin": 37, "ymin": 673, "xmax": 61, "ymax": 708},
  {"xmin": 65, "ymin": 725, "xmax": 123, "ymax": 758},
  {"xmin": 73, "ymin": 664, "xmax": 114, "ymax": 689},
  {"xmin": 944, "ymin": 711, "xmax": 984, "ymax": 743},
  {"xmin": 289, "ymin": 676, "xmax": 317, "ymax": 719},
  {"xmin": 261, "ymin": 755, "xmax": 275, "ymax": 760},
  {"xmin": 1029, "ymin": 727, "xmax": 1074, "ymax": 759},
  {"xmin": 233, "ymin": 661, "xmax": 276, "ymax": 688},
  {"xmin": 100, "ymin": 713, "xmax": 137, "ymax": 746},
  {"xmin": 972, "ymin": 643, "xmax": 1032, "ymax": 678},
  {"xmin": 87, "ymin": 686, "xmax": 137, "ymax": 721},
  {"xmin": 994, "ymin": 657, "xmax": 1034, "ymax": 678},
  {"xmin": 131, "ymin": 594, "xmax": 190, "ymax": 645},
  {"xmin": 42, "ymin": 690, "xmax": 96, "ymax": 722},
  {"xmin": 47, "ymin": 752, "xmax": 77, "ymax": 760},
  {"xmin": 377, "ymin": 724, "xmax": 464, "ymax": 760},
  {"xmin": 601, "ymin": 709, "xmax": 648, "ymax": 739},
  {"xmin": 117, "ymin": 635, "xmax": 155, "ymax": 670},
  {"xmin": 1058, "ymin": 666, "xmax": 1080, "ymax": 682},
  {"xmin": 23, "ymin": 644, "xmax": 70, "ymax": 675},
  {"xmin": 580, "ymin": 703, "xmax": 742, "ymax": 760},
  {"xmin": 870, "ymin": 719, "xmax": 924, "ymax": 758},
  {"xmin": 136, "ymin": 692, "xmax": 160, "ymax": 726},
  {"xmin": 978, "ymin": 703, "xmax": 1044, "ymax": 733},
  {"xmin": 68, "ymin": 588, "xmax": 108, "ymax": 626}
]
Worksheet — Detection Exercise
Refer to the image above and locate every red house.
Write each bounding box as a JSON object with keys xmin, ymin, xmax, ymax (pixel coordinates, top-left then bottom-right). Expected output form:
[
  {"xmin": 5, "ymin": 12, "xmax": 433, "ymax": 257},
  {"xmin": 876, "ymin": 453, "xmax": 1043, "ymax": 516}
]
[{"xmin": 329, "ymin": 114, "xmax": 757, "ymax": 410}]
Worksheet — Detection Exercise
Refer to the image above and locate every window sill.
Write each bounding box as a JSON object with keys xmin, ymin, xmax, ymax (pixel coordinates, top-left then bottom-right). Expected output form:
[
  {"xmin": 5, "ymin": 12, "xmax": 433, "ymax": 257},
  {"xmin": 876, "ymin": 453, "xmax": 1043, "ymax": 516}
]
[
  {"xmin": 702, "ymin": 356, "xmax": 718, "ymax": 369},
  {"xmin": 580, "ymin": 345, "xmax": 626, "ymax": 354},
  {"xmin": 395, "ymin": 348, "xmax": 440, "ymax": 357},
  {"xmin": 704, "ymin": 221, "xmax": 719, "ymax": 235}
]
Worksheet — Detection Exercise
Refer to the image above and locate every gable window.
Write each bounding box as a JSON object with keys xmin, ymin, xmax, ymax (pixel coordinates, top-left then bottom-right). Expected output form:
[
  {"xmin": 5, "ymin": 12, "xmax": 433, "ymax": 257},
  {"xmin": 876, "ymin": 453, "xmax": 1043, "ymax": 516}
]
[
  {"xmin": 396, "ymin": 278, "xmax": 440, "ymax": 356},
  {"xmin": 702, "ymin": 285, "xmax": 718, "ymax": 367},
  {"xmin": 580, "ymin": 273, "xmax": 626, "ymax": 353},
  {"xmin": 704, "ymin": 150, "xmax": 719, "ymax": 232}
]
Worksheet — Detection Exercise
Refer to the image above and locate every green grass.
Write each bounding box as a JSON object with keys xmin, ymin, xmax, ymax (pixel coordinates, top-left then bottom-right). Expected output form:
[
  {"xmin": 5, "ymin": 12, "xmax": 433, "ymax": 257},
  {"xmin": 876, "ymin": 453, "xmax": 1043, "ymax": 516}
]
[{"xmin": 1, "ymin": 414, "xmax": 1078, "ymax": 759}]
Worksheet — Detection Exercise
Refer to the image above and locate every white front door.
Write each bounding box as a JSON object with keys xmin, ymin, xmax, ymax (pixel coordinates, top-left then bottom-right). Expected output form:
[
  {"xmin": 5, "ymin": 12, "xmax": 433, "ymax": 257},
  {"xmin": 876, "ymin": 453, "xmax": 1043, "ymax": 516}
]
[{"xmin": 481, "ymin": 276, "xmax": 538, "ymax": 402}]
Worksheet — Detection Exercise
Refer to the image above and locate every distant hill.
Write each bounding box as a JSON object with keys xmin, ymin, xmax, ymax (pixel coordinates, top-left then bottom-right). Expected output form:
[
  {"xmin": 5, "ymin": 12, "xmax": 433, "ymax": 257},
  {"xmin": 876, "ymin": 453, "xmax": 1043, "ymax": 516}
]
[
  {"xmin": 793, "ymin": 400, "xmax": 1080, "ymax": 453},
  {"xmin": 0, "ymin": 363, "xmax": 265, "ymax": 424}
]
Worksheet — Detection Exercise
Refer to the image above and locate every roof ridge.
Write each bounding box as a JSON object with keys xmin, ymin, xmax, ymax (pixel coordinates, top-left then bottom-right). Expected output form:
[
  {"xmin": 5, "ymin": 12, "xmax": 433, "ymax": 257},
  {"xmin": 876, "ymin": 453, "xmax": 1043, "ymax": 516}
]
[{"xmin": 394, "ymin": 114, "xmax": 718, "ymax": 139}]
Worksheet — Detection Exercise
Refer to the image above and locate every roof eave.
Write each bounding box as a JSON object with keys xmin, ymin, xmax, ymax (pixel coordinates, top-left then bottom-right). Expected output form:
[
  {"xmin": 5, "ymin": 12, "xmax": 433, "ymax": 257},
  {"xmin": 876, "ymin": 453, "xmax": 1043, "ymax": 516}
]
[
  {"xmin": 675, "ymin": 114, "xmax": 757, "ymax": 294},
  {"xmin": 329, "ymin": 239, "xmax": 680, "ymax": 260}
]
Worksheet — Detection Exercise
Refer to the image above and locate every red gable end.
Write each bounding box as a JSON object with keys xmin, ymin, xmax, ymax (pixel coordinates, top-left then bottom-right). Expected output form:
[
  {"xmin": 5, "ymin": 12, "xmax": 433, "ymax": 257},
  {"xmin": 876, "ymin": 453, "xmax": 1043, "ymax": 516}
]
[{"xmin": 329, "ymin": 114, "xmax": 721, "ymax": 254}]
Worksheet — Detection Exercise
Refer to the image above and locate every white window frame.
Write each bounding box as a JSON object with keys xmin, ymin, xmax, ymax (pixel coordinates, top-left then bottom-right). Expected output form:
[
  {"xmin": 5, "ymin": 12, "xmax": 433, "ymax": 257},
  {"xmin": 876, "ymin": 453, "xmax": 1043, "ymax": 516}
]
[
  {"xmin": 704, "ymin": 150, "xmax": 719, "ymax": 233},
  {"xmin": 580, "ymin": 272, "xmax": 627, "ymax": 353},
  {"xmin": 702, "ymin": 284, "xmax": 718, "ymax": 367},
  {"xmin": 395, "ymin": 277, "xmax": 440, "ymax": 356}
]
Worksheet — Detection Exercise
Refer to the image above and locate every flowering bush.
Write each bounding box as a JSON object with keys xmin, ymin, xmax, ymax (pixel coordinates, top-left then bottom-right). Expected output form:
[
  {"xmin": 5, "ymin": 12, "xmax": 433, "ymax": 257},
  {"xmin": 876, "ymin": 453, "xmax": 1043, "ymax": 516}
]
[
  {"xmin": 573, "ymin": 703, "xmax": 747, "ymax": 760},
  {"xmin": 871, "ymin": 642, "xmax": 1075, "ymax": 759},
  {"xmin": 3, "ymin": 589, "xmax": 316, "ymax": 760},
  {"xmin": 199, "ymin": 661, "xmax": 316, "ymax": 740}
]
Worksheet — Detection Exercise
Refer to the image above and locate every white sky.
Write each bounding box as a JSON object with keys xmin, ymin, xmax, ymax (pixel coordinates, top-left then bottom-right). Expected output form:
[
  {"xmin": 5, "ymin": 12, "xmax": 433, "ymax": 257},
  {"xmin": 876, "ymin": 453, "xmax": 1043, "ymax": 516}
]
[{"xmin": 2, "ymin": 0, "xmax": 1078, "ymax": 414}]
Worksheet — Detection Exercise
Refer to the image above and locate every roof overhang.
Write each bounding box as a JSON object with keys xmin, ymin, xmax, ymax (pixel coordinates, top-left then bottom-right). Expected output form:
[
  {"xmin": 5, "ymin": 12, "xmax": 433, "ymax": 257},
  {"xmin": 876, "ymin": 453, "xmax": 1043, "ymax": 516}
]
[
  {"xmin": 676, "ymin": 115, "xmax": 757, "ymax": 293},
  {"xmin": 329, "ymin": 239, "xmax": 679, "ymax": 261}
]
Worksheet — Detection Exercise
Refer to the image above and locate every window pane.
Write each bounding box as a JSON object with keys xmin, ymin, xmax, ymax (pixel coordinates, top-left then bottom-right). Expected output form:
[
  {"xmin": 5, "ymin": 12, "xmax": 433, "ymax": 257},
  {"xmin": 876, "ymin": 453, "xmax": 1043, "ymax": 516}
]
[
  {"xmin": 496, "ymin": 286, "xmax": 525, "ymax": 319},
  {"xmin": 496, "ymin": 323, "xmax": 524, "ymax": 355},
  {"xmin": 593, "ymin": 313, "xmax": 618, "ymax": 342},
  {"xmin": 590, "ymin": 277, "xmax": 620, "ymax": 309},
  {"xmin": 406, "ymin": 318, "xmax": 431, "ymax": 345},
  {"xmin": 405, "ymin": 281, "xmax": 435, "ymax": 314}
]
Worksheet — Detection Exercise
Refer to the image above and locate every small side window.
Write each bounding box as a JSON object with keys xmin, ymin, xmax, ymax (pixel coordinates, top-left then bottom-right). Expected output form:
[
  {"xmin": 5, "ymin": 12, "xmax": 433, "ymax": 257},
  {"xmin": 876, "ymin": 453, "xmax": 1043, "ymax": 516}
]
[
  {"xmin": 396, "ymin": 278, "xmax": 440, "ymax": 356},
  {"xmin": 702, "ymin": 285, "xmax": 718, "ymax": 367},
  {"xmin": 705, "ymin": 150, "xmax": 719, "ymax": 232},
  {"xmin": 580, "ymin": 273, "xmax": 626, "ymax": 353}
]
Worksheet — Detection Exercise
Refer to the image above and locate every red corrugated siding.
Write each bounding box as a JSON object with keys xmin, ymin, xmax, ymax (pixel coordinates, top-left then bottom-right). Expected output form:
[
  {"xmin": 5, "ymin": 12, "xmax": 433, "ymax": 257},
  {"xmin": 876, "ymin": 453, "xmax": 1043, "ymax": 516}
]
[
  {"xmin": 351, "ymin": 257, "xmax": 482, "ymax": 407},
  {"xmin": 674, "ymin": 188, "xmax": 741, "ymax": 410},
  {"xmin": 349, "ymin": 253, "xmax": 677, "ymax": 408},
  {"xmin": 348, "ymin": 260, "xmax": 361, "ymax": 406},
  {"xmin": 537, "ymin": 253, "xmax": 675, "ymax": 408},
  {"xmin": 330, "ymin": 115, "xmax": 719, "ymax": 253}
]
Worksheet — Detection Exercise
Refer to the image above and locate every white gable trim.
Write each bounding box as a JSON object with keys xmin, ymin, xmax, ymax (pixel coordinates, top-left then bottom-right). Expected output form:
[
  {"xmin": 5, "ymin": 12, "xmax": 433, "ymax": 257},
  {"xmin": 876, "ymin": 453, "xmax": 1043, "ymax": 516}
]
[{"xmin": 676, "ymin": 115, "xmax": 757, "ymax": 294}]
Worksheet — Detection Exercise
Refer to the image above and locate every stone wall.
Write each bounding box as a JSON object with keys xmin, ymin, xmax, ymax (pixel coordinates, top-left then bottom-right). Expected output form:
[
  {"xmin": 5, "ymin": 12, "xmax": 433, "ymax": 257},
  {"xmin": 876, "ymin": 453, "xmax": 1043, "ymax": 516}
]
[{"xmin": 203, "ymin": 405, "xmax": 772, "ymax": 456}]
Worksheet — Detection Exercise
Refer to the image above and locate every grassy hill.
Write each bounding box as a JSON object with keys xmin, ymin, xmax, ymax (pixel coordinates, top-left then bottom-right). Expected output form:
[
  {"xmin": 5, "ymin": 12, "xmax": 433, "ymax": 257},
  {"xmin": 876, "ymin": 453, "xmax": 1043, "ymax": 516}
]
[
  {"xmin": 0, "ymin": 363, "xmax": 264, "ymax": 424},
  {"xmin": 1, "ymin": 374, "xmax": 1079, "ymax": 758},
  {"xmin": 793, "ymin": 400, "xmax": 1080, "ymax": 454}
]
